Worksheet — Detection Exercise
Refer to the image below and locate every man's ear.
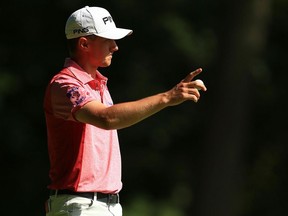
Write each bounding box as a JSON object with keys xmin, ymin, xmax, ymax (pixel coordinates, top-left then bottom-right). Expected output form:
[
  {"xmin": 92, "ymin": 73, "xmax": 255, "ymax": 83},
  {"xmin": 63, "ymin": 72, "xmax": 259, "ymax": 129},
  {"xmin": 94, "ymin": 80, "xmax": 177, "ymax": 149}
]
[{"xmin": 78, "ymin": 37, "xmax": 89, "ymax": 50}]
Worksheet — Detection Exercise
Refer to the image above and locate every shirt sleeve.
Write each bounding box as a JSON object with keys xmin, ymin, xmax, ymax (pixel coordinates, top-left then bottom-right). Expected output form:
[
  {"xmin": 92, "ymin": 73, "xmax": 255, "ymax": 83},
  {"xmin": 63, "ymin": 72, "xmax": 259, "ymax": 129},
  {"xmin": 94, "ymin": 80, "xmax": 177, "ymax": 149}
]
[{"xmin": 49, "ymin": 78, "xmax": 95, "ymax": 121}]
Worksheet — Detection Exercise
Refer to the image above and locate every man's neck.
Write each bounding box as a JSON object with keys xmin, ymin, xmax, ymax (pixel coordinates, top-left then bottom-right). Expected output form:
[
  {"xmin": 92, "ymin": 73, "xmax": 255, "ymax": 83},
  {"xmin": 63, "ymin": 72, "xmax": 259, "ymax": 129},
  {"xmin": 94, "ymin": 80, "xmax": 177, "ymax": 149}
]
[{"xmin": 71, "ymin": 56, "xmax": 98, "ymax": 79}]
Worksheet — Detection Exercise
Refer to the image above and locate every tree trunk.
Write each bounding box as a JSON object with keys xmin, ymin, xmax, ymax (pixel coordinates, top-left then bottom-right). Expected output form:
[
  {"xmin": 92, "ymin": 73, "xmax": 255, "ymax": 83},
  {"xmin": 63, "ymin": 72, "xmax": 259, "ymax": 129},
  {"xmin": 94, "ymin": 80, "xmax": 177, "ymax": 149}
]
[{"xmin": 193, "ymin": 0, "xmax": 271, "ymax": 215}]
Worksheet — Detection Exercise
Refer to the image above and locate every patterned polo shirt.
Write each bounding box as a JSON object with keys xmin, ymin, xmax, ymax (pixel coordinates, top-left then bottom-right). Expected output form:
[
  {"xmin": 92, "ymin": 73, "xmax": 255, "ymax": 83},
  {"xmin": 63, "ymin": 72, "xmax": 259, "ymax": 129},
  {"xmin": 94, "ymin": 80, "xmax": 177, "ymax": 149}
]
[{"xmin": 44, "ymin": 58, "xmax": 122, "ymax": 193}]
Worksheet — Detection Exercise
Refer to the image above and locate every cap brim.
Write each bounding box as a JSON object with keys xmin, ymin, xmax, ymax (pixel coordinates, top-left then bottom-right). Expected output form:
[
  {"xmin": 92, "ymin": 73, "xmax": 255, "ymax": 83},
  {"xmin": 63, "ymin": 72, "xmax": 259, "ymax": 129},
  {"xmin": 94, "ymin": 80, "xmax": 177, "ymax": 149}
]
[{"xmin": 96, "ymin": 28, "xmax": 133, "ymax": 40}]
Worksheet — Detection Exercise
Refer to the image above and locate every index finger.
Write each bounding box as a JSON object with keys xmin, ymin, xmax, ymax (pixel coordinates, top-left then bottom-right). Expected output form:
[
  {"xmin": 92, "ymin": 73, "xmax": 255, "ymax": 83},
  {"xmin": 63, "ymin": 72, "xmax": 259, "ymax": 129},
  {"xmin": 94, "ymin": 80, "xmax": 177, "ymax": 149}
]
[{"xmin": 182, "ymin": 68, "xmax": 203, "ymax": 82}]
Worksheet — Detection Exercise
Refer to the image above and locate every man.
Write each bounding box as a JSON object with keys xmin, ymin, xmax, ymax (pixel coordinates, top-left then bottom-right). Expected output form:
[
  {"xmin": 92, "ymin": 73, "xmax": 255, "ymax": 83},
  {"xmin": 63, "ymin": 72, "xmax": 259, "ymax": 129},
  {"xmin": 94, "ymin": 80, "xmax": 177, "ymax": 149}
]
[{"xmin": 44, "ymin": 6, "xmax": 207, "ymax": 216}]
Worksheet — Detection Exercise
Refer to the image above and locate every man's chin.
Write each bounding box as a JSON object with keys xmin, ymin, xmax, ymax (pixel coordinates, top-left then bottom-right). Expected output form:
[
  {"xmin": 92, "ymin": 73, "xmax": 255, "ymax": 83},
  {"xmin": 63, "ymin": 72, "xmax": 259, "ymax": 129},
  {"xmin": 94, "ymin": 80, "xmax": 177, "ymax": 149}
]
[
  {"xmin": 99, "ymin": 63, "xmax": 111, "ymax": 68},
  {"xmin": 101, "ymin": 59, "xmax": 112, "ymax": 67}
]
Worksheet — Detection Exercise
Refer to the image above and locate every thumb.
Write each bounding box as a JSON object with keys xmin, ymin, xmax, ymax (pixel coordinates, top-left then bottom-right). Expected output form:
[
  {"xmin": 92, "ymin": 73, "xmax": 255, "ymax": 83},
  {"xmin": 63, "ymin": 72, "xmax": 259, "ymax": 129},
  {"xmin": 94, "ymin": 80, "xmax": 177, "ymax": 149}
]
[{"xmin": 182, "ymin": 68, "xmax": 203, "ymax": 82}]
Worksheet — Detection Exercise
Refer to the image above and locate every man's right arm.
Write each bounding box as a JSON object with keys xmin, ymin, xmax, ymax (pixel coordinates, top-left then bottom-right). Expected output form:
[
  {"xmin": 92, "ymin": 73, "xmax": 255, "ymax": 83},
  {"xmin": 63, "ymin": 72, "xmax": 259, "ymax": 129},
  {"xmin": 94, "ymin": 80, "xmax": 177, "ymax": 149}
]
[{"xmin": 74, "ymin": 68, "xmax": 207, "ymax": 130}]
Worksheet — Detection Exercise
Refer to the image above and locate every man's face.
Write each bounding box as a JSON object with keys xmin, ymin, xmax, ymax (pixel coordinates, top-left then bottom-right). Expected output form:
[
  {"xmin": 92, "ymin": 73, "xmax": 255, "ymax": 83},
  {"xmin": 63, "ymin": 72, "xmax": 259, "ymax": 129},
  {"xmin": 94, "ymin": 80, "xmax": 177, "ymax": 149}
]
[{"xmin": 86, "ymin": 36, "xmax": 119, "ymax": 68}]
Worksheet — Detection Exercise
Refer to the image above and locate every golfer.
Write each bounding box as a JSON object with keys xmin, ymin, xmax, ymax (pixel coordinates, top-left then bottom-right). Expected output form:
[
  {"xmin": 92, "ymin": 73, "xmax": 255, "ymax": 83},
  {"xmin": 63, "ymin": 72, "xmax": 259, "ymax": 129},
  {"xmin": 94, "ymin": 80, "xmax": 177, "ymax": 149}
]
[{"xmin": 44, "ymin": 6, "xmax": 207, "ymax": 216}]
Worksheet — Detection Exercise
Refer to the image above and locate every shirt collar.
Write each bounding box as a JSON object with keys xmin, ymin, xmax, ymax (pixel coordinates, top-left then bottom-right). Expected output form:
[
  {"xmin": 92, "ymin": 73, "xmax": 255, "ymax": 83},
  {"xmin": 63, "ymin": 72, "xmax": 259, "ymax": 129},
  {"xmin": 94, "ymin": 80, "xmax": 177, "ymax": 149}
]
[{"xmin": 64, "ymin": 58, "xmax": 108, "ymax": 89}]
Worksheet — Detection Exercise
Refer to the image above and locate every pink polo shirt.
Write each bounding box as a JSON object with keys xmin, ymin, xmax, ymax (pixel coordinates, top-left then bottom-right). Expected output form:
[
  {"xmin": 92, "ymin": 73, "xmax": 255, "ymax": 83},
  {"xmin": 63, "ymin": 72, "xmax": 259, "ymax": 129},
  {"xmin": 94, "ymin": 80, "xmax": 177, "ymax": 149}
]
[{"xmin": 44, "ymin": 58, "xmax": 122, "ymax": 193}]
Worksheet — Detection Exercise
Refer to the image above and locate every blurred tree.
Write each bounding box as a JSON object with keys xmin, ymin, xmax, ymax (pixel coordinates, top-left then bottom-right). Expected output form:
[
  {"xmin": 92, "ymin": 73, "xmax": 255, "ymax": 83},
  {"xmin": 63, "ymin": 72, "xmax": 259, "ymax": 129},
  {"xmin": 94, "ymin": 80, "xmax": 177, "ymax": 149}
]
[{"xmin": 192, "ymin": 0, "xmax": 271, "ymax": 216}]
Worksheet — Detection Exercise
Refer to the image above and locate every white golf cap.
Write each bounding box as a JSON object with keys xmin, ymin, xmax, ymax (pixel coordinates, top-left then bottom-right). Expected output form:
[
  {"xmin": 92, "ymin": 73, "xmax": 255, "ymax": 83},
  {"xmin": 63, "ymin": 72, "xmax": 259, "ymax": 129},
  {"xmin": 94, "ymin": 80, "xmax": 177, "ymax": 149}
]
[{"xmin": 65, "ymin": 6, "xmax": 133, "ymax": 40}]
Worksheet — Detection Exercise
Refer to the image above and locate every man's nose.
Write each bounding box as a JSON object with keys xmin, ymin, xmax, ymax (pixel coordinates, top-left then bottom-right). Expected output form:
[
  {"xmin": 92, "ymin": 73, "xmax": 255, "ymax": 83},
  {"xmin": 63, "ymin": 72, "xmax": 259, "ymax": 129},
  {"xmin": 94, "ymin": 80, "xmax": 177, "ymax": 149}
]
[{"xmin": 111, "ymin": 40, "xmax": 119, "ymax": 52}]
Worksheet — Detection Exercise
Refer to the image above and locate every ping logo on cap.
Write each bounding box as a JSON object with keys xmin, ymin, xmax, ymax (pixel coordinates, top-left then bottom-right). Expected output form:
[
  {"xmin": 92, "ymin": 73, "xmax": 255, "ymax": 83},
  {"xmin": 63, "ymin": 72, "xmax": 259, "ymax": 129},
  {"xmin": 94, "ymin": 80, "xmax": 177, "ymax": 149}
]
[
  {"xmin": 73, "ymin": 27, "xmax": 89, "ymax": 34},
  {"xmin": 103, "ymin": 16, "xmax": 113, "ymax": 25}
]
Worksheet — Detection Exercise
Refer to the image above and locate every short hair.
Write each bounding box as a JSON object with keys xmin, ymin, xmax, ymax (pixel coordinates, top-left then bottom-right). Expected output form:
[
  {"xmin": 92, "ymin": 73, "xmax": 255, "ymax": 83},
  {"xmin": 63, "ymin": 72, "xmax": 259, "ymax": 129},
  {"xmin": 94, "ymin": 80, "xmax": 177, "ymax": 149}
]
[{"xmin": 67, "ymin": 38, "xmax": 79, "ymax": 56}]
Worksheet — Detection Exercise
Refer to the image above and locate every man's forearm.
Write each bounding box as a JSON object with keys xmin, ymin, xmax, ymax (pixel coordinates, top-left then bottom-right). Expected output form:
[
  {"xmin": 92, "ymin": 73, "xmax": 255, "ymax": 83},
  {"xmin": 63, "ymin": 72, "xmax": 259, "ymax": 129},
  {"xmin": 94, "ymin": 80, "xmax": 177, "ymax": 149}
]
[
  {"xmin": 75, "ymin": 68, "xmax": 207, "ymax": 130},
  {"xmin": 75, "ymin": 92, "xmax": 170, "ymax": 130},
  {"xmin": 101, "ymin": 92, "xmax": 169, "ymax": 129}
]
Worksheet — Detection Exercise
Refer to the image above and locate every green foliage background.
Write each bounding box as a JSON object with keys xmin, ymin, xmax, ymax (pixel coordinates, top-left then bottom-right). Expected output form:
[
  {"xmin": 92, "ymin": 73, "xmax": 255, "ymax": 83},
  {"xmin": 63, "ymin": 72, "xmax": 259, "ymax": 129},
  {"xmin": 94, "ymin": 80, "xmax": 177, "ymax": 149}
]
[{"xmin": 0, "ymin": 0, "xmax": 287, "ymax": 215}]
